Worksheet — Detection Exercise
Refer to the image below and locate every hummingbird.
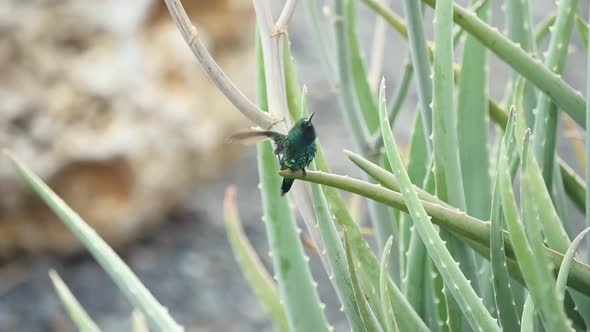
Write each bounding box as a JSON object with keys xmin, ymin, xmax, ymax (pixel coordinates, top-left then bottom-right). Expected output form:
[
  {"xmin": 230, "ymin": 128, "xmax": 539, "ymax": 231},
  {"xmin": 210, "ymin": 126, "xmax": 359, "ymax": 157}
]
[{"xmin": 229, "ymin": 113, "xmax": 317, "ymax": 195}]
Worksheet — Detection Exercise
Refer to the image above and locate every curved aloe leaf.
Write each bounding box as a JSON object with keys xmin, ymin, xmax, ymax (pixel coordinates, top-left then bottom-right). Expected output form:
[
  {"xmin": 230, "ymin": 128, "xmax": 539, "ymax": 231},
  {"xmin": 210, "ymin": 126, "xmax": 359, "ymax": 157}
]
[
  {"xmin": 49, "ymin": 270, "xmax": 101, "ymax": 332},
  {"xmin": 222, "ymin": 187, "xmax": 289, "ymax": 332},
  {"xmin": 490, "ymin": 111, "xmax": 520, "ymax": 331},
  {"xmin": 498, "ymin": 135, "xmax": 570, "ymax": 331},
  {"xmin": 401, "ymin": 113, "xmax": 431, "ymax": 321},
  {"xmin": 535, "ymin": 14, "xmax": 556, "ymax": 45},
  {"xmin": 378, "ymin": 79, "xmax": 499, "ymax": 331},
  {"xmin": 518, "ymin": 228, "xmax": 590, "ymax": 332},
  {"xmin": 4, "ymin": 152, "xmax": 183, "ymax": 332},
  {"xmin": 315, "ymin": 148, "xmax": 428, "ymax": 332},
  {"xmin": 556, "ymin": 227, "xmax": 590, "ymax": 300},
  {"xmin": 524, "ymin": 155, "xmax": 570, "ymax": 253},
  {"xmin": 343, "ymin": 230, "xmax": 384, "ymax": 332},
  {"xmin": 309, "ymin": 178, "xmax": 365, "ymax": 331},
  {"xmin": 380, "ymin": 236, "xmax": 400, "ymax": 332}
]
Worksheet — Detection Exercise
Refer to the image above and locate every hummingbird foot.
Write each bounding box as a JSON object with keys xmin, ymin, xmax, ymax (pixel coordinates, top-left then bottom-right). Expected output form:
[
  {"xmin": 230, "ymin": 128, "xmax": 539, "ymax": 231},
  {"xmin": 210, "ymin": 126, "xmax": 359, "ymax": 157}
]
[{"xmin": 301, "ymin": 168, "xmax": 307, "ymax": 176}]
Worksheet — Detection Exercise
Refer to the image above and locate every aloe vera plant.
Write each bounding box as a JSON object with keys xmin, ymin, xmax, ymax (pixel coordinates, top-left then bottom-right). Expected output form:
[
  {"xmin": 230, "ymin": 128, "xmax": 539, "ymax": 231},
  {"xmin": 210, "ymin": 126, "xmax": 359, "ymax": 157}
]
[{"xmin": 5, "ymin": 1, "xmax": 590, "ymax": 331}]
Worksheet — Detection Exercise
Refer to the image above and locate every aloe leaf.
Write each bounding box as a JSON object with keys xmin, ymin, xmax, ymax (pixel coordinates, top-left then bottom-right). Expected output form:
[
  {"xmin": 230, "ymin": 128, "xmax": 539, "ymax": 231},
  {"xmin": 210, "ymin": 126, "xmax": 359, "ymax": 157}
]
[
  {"xmin": 256, "ymin": 140, "xmax": 330, "ymax": 331},
  {"xmin": 345, "ymin": 150, "xmax": 451, "ymax": 209},
  {"xmin": 379, "ymin": 236, "xmax": 400, "ymax": 332},
  {"xmin": 520, "ymin": 295, "xmax": 534, "ymax": 332},
  {"xmin": 576, "ymin": 14, "xmax": 588, "ymax": 48},
  {"xmin": 432, "ymin": 0, "xmax": 468, "ymax": 212},
  {"xmin": 372, "ymin": 61, "xmax": 414, "ymax": 150},
  {"xmin": 377, "ymin": 79, "xmax": 499, "ymax": 331},
  {"xmin": 349, "ymin": 149, "xmax": 447, "ymax": 328},
  {"xmin": 551, "ymin": 163, "xmax": 574, "ymax": 234},
  {"xmin": 403, "ymin": 181, "xmax": 431, "ymax": 324},
  {"xmin": 489, "ymin": 111, "xmax": 520, "ymax": 331},
  {"xmin": 421, "ymin": 0, "xmax": 586, "ymax": 128},
  {"xmin": 457, "ymin": 0, "xmax": 491, "ymax": 221},
  {"xmin": 49, "ymin": 270, "xmax": 101, "ymax": 332},
  {"xmin": 432, "ymin": 3, "xmax": 479, "ymax": 327},
  {"xmin": 333, "ymin": 0, "xmax": 369, "ymax": 152},
  {"xmin": 556, "ymin": 228, "xmax": 590, "ymax": 300},
  {"xmin": 587, "ymin": 0, "xmax": 590, "ymax": 268},
  {"xmin": 401, "ymin": 0, "xmax": 432, "ymax": 155},
  {"xmin": 344, "ymin": 0, "xmax": 379, "ymax": 133},
  {"xmin": 222, "ymin": 187, "xmax": 289, "ymax": 332},
  {"xmin": 400, "ymin": 113, "xmax": 430, "ymax": 320},
  {"xmin": 517, "ymin": 228, "xmax": 590, "ymax": 332},
  {"xmin": 532, "ymin": 0, "xmax": 578, "ymax": 186},
  {"xmin": 343, "ymin": 230, "xmax": 384, "ymax": 332},
  {"xmin": 535, "ymin": 14, "xmax": 557, "ymax": 45},
  {"xmin": 317, "ymin": 154, "xmax": 428, "ymax": 332},
  {"xmin": 255, "ymin": 38, "xmax": 330, "ymax": 332},
  {"xmin": 498, "ymin": 134, "xmax": 571, "ymax": 331},
  {"xmin": 3, "ymin": 152, "xmax": 182, "ymax": 332},
  {"xmin": 506, "ymin": 0, "xmax": 537, "ymax": 127},
  {"xmin": 506, "ymin": 0, "xmax": 536, "ymax": 54},
  {"xmin": 525, "ymin": 157, "xmax": 570, "ymax": 253},
  {"xmin": 387, "ymin": 61, "xmax": 413, "ymax": 127},
  {"xmin": 560, "ymin": 161, "xmax": 586, "ymax": 212},
  {"xmin": 309, "ymin": 177, "xmax": 365, "ymax": 331}
]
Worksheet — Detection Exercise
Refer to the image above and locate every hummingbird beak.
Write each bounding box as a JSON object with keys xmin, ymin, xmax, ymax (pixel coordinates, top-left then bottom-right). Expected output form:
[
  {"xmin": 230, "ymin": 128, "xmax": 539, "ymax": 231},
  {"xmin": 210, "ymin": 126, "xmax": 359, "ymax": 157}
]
[{"xmin": 307, "ymin": 112, "xmax": 315, "ymax": 123}]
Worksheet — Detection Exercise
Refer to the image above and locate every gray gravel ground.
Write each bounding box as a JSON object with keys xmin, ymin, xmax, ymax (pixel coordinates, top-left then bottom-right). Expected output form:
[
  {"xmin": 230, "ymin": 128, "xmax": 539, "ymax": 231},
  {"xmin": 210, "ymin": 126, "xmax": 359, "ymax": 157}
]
[{"xmin": 0, "ymin": 1, "xmax": 588, "ymax": 331}]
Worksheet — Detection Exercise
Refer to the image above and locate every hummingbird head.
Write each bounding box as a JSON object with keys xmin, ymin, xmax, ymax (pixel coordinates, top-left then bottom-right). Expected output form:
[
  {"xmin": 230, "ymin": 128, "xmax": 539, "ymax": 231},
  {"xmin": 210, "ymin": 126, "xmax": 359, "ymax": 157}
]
[{"xmin": 292, "ymin": 112, "xmax": 317, "ymax": 144}]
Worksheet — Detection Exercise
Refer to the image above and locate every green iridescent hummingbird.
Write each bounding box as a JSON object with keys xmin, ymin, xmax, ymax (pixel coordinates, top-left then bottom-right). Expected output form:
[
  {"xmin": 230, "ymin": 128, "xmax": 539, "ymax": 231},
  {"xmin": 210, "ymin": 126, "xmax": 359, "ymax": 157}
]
[{"xmin": 229, "ymin": 113, "xmax": 317, "ymax": 195}]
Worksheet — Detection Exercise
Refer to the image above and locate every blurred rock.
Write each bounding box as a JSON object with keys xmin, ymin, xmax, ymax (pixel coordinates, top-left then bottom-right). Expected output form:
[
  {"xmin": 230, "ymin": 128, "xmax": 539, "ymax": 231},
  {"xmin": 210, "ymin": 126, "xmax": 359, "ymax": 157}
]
[{"xmin": 0, "ymin": 0, "xmax": 254, "ymax": 259}]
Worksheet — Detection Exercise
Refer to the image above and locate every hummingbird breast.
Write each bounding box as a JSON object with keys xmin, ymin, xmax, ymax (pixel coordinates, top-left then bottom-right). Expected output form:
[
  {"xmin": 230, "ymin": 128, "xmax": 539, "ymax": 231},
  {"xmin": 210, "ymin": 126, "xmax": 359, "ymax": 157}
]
[{"xmin": 281, "ymin": 141, "xmax": 316, "ymax": 170}]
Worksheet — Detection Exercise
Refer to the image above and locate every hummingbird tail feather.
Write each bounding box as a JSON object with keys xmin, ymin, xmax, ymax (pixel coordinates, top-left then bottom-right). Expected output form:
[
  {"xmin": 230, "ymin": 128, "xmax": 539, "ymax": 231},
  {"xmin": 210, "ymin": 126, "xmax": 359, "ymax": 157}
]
[
  {"xmin": 227, "ymin": 130, "xmax": 284, "ymax": 144},
  {"xmin": 281, "ymin": 178, "xmax": 295, "ymax": 196}
]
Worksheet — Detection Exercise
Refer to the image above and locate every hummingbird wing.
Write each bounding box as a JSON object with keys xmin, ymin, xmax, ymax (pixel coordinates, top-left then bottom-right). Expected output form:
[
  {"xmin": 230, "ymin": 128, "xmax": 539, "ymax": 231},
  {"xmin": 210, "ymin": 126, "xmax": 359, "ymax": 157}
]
[{"xmin": 227, "ymin": 130, "xmax": 287, "ymax": 155}]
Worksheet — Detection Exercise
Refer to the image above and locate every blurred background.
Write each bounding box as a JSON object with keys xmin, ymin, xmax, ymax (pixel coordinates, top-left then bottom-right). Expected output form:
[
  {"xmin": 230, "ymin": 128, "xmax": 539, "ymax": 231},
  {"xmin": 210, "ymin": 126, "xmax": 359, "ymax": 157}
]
[{"xmin": 0, "ymin": 0, "xmax": 586, "ymax": 331}]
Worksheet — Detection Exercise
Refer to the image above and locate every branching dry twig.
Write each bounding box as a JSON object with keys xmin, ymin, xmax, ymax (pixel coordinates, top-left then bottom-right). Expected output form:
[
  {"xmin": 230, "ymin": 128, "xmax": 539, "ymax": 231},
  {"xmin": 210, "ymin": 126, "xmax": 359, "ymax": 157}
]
[
  {"xmin": 165, "ymin": 0, "xmax": 328, "ymax": 270},
  {"xmin": 274, "ymin": 0, "xmax": 299, "ymax": 36},
  {"xmin": 163, "ymin": 0, "xmax": 274, "ymax": 128},
  {"xmin": 253, "ymin": 0, "xmax": 290, "ymax": 127}
]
